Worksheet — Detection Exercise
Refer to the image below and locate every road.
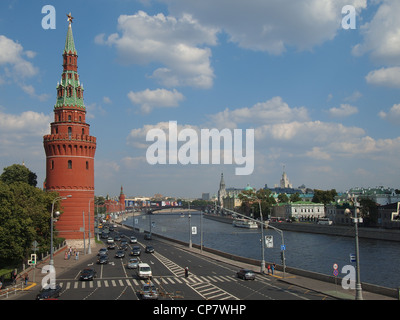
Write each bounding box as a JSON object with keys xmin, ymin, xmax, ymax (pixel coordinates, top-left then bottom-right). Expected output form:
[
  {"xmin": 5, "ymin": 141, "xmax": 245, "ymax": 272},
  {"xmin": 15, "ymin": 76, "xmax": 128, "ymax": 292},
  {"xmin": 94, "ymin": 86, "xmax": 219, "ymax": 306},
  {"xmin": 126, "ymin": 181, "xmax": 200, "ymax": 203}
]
[{"xmin": 16, "ymin": 223, "xmax": 333, "ymax": 301}]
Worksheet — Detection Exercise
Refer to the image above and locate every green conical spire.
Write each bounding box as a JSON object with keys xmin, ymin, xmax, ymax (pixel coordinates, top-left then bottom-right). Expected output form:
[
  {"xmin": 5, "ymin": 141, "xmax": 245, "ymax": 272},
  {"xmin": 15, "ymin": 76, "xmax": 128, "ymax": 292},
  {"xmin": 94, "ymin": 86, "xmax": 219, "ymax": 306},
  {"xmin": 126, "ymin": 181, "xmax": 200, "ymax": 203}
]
[{"xmin": 64, "ymin": 21, "xmax": 77, "ymax": 55}]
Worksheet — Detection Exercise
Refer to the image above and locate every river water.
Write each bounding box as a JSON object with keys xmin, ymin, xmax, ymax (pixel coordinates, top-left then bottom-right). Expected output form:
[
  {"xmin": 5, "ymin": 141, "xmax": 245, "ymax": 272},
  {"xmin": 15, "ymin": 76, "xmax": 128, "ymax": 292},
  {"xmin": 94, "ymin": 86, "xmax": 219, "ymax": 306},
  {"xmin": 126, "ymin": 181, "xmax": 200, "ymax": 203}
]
[{"xmin": 123, "ymin": 212, "xmax": 400, "ymax": 289}]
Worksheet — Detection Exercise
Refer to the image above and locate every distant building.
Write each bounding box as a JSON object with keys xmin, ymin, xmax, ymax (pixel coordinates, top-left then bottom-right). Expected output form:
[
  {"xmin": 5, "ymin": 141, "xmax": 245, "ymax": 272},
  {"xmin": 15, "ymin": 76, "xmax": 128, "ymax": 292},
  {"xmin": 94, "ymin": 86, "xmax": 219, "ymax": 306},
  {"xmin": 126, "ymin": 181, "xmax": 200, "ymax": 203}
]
[
  {"xmin": 378, "ymin": 202, "xmax": 400, "ymax": 229},
  {"xmin": 265, "ymin": 167, "xmax": 312, "ymax": 200},
  {"xmin": 272, "ymin": 201, "xmax": 325, "ymax": 221},
  {"xmin": 217, "ymin": 173, "xmax": 226, "ymax": 207},
  {"xmin": 279, "ymin": 166, "xmax": 292, "ymax": 188},
  {"xmin": 201, "ymin": 193, "xmax": 210, "ymax": 201},
  {"xmin": 336, "ymin": 186, "xmax": 400, "ymax": 206}
]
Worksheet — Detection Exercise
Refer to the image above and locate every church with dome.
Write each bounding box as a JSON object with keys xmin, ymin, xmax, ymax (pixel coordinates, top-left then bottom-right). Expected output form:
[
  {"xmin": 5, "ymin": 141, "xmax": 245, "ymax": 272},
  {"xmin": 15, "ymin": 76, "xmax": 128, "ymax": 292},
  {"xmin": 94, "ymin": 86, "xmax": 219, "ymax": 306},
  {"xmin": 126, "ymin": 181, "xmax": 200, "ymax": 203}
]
[{"xmin": 217, "ymin": 173, "xmax": 255, "ymax": 210}]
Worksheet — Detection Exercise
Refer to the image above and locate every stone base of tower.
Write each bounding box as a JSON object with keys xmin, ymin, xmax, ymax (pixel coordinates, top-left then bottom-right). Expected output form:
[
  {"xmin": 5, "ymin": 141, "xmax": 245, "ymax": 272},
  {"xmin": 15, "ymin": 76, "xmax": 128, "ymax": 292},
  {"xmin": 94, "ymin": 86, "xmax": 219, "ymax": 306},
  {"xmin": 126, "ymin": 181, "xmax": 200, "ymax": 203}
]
[
  {"xmin": 65, "ymin": 238, "xmax": 96, "ymax": 251},
  {"xmin": 53, "ymin": 190, "xmax": 95, "ymax": 240}
]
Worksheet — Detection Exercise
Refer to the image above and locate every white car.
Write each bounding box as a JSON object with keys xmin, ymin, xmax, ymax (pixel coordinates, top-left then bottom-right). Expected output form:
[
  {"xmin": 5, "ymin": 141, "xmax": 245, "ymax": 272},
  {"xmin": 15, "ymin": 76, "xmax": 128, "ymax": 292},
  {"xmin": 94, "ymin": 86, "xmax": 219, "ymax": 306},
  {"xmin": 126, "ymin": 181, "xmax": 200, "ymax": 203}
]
[
  {"xmin": 130, "ymin": 236, "xmax": 137, "ymax": 244},
  {"xmin": 138, "ymin": 263, "xmax": 152, "ymax": 279},
  {"xmin": 107, "ymin": 237, "xmax": 114, "ymax": 244}
]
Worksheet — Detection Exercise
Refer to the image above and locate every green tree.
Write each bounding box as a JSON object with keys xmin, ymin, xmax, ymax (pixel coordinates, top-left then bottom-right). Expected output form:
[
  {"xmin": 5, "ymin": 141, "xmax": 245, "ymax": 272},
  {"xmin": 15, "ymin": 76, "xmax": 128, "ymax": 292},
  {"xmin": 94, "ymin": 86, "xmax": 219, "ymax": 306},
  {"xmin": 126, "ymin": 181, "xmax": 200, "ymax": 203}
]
[
  {"xmin": 289, "ymin": 192, "xmax": 302, "ymax": 202},
  {"xmin": 312, "ymin": 189, "xmax": 337, "ymax": 204},
  {"xmin": 277, "ymin": 193, "xmax": 289, "ymax": 203},
  {"xmin": 238, "ymin": 188, "xmax": 275, "ymax": 219},
  {"xmin": 1, "ymin": 164, "xmax": 37, "ymax": 187},
  {"xmin": 0, "ymin": 165, "xmax": 62, "ymax": 267}
]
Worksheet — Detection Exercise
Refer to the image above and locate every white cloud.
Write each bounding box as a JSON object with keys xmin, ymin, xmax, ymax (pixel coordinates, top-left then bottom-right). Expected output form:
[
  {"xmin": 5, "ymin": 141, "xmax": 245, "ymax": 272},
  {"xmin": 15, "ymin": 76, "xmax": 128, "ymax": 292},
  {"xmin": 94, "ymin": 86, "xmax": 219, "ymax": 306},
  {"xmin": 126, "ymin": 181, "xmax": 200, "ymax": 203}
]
[
  {"xmin": 0, "ymin": 35, "xmax": 38, "ymax": 79},
  {"xmin": 365, "ymin": 67, "xmax": 400, "ymax": 88},
  {"xmin": 379, "ymin": 104, "xmax": 400, "ymax": 124},
  {"xmin": 162, "ymin": 0, "xmax": 367, "ymax": 54},
  {"xmin": 352, "ymin": 0, "xmax": 400, "ymax": 65},
  {"xmin": 96, "ymin": 11, "xmax": 218, "ymax": 89},
  {"xmin": 328, "ymin": 104, "xmax": 358, "ymax": 117},
  {"xmin": 0, "ymin": 111, "xmax": 50, "ymax": 135},
  {"xmin": 127, "ymin": 88, "xmax": 184, "ymax": 114},
  {"xmin": 209, "ymin": 96, "xmax": 309, "ymax": 129}
]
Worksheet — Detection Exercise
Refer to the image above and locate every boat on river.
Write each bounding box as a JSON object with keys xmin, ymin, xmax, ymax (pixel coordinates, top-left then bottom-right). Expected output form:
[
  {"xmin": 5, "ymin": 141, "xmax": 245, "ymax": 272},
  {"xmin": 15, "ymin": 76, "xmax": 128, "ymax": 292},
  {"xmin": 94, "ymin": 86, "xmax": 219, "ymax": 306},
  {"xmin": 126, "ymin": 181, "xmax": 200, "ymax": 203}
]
[{"xmin": 232, "ymin": 218, "xmax": 258, "ymax": 229}]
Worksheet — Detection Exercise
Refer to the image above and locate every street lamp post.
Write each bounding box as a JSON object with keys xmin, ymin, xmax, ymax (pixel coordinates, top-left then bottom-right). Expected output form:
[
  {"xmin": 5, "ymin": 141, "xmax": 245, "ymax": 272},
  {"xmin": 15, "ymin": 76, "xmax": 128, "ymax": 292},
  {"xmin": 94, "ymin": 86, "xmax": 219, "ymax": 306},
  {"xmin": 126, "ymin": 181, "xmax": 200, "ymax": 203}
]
[
  {"xmin": 345, "ymin": 194, "xmax": 363, "ymax": 300},
  {"xmin": 50, "ymin": 195, "xmax": 71, "ymax": 266},
  {"xmin": 258, "ymin": 200, "xmax": 266, "ymax": 273},
  {"xmin": 88, "ymin": 199, "xmax": 92, "ymax": 254},
  {"xmin": 188, "ymin": 201, "xmax": 192, "ymax": 248}
]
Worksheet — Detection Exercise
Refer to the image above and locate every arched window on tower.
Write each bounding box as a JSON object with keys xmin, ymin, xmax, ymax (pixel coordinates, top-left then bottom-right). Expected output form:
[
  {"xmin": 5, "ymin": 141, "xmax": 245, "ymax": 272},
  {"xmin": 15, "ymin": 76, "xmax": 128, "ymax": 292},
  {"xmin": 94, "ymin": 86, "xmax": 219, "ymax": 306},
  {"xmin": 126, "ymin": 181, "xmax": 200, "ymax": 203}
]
[
  {"xmin": 68, "ymin": 127, "xmax": 72, "ymax": 139},
  {"xmin": 68, "ymin": 160, "xmax": 72, "ymax": 169}
]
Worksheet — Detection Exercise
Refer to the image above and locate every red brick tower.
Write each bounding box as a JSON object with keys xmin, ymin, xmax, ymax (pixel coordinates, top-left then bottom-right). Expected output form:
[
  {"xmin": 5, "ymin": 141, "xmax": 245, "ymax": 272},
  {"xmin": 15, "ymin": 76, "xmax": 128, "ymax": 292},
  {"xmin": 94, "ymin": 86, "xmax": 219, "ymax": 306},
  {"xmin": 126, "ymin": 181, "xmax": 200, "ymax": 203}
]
[
  {"xmin": 43, "ymin": 14, "xmax": 96, "ymax": 243},
  {"xmin": 119, "ymin": 186, "xmax": 126, "ymax": 212}
]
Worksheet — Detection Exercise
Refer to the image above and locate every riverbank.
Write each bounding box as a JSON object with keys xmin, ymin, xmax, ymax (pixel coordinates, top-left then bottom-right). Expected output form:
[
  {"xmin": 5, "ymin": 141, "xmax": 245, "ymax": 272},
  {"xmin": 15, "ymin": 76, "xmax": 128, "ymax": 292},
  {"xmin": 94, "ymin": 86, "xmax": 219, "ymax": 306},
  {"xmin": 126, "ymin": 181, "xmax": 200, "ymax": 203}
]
[{"xmin": 204, "ymin": 213, "xmax": 400, "ymax": 242}]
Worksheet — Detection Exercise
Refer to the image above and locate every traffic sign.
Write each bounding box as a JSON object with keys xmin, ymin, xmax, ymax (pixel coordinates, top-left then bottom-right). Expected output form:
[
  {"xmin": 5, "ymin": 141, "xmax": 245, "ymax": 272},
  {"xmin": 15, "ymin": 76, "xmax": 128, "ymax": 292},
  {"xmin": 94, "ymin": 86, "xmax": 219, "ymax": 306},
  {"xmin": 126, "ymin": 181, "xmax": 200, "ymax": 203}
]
[
  {"xmin": 333, "ymin": 269, "xmax": 339, "ymax": 277},
  {"xmin": 350, "ymin": 254, "xmax": 356, "ymax": 263},
  {"xmin": 281, "ymin": 244, "xmax": 286, "ymax": 251},
  {"xmin": 333, "ymin": 263, "xmax": 338, "ymax": 270},
  {"xmin": 191, "ymin": 226, "xmax": 197, "ymax": 235},
  {"xmin": 265, "ymin": 235, "xmax": 273, "ymax": 248}
]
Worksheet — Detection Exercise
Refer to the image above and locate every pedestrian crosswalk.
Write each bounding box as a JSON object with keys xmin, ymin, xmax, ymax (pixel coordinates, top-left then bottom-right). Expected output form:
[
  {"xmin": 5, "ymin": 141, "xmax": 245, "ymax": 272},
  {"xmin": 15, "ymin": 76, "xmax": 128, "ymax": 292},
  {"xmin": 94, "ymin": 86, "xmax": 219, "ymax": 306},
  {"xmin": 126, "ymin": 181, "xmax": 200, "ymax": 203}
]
[{"xmin": 58, "ymin": 274, "xmax": 238, "ymax": 290}]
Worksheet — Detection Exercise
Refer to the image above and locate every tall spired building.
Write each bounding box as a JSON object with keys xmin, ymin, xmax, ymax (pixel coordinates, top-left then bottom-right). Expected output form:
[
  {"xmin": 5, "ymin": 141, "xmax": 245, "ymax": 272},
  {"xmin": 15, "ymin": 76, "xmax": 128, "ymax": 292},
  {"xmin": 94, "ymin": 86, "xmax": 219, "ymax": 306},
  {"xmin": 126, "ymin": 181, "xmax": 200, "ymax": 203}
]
[{"xmin": 43, "ymin": 14, "xmax": 96, "ymax": 243}]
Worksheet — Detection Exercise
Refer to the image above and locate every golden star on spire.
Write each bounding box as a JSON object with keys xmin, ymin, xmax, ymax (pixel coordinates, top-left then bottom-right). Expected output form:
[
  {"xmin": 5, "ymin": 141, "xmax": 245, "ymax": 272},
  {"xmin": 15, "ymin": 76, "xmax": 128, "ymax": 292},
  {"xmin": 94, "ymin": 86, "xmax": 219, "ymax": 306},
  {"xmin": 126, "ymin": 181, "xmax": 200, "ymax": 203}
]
[{"xmin": 67, "ymin": 13, "xmax": 74, "ymax": 24}]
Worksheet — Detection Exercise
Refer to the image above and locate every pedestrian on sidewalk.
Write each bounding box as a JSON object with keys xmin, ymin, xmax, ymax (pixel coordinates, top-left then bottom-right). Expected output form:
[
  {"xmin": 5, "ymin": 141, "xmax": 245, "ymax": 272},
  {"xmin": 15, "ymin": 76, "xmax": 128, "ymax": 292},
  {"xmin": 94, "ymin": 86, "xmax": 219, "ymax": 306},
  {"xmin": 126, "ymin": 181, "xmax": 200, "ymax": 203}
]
[
  {"xmin": 271, "ymin": 263, "xmax": 275, "ymax": 275},
  {"xmin": 267, "ymin": 264, "xmax": 271, "ymax": 274},
  {"xmin": 23, "ymin": 273, "xmax": 29, "ymax": 286},
  {"xmin": 75, "ymin": 251, "xmax": 79, "ymax": 260}
]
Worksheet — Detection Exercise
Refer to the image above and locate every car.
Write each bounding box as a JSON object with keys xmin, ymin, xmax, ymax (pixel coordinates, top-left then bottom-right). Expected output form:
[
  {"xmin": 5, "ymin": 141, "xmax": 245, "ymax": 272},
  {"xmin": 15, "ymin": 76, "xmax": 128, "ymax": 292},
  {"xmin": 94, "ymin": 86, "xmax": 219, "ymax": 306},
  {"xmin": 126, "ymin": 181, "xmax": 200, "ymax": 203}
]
[
  {"xmin": 114, "ymin": 235, "xmax": 121, "ymax": 242},
  {"xmin": 79, "ymin": 268, "xmax": 97, "ymax": 281},
  {"xmin": 145, "ymin": 245, "xmax": 155, "ymax": 253},
  {"xmin": 144, "ymin": 233, "xmax": 152, "ymax": 240},
  {"xmin": 140, "ymin": 281, "xmax": 158, "ymax": 300},
  {"xmin": 101, "ymin": 232, "xmax": 109, "ymax": 239},
  {"xmin": 115, "ymin": 250, "xmax": 125, "ymax": 258},
  {"xmin": 120, "ymin": 243, "xmax": 129, "ymax": 251},
  {"xmin": 130, "ymin": 245, "xmax": 141, "ymax": 256},
  {"xmin": 107, "ymin": 243, "xmax": 116, "ymax": 250},
  {"xmin": 98, "ymin": 248, "xmax": 108, "ymax": 256},
  {"xmin": 137, "ymin": 263, "xmax": 152, "ymax": 279},
  {"xmin": 107, "ymin": 237, "xmax": 114, "ymax": 244},
  {"xmin": 236, "ymin": 269, "xmax": 255, "ymax": 280},
  {"xmin": 36, "ymin": 284, "xmax": 62, "ymax": 300},
  {"xmin": 130, "ymin": 236, "xmax": 137, "ymax": 244},
  {"xmin": 97, "ymin": 255, "xmax": 109, "ymax": 264},
  {"xmin": 127, "ymin": 257, "xmax": 140, "ymax": 269}
]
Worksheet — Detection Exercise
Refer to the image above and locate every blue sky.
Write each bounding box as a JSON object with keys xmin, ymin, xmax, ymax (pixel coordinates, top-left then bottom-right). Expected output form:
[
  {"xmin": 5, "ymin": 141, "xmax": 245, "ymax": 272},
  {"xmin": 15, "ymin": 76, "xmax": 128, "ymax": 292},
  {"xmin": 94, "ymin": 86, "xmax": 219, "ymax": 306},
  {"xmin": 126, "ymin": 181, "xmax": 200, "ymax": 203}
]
[{"xmin": 1, "ymin": 0, "xmax": 400, "ymax": 198}]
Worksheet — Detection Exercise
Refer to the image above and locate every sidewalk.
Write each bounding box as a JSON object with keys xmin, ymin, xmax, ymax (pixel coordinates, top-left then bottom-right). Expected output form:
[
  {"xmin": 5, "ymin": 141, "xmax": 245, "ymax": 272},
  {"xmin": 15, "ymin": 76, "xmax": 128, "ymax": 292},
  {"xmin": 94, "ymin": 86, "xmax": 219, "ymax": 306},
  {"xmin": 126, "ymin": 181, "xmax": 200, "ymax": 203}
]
[{"xmin": 0, "ymin": 242, "xmax": 102, "ymax": 299}]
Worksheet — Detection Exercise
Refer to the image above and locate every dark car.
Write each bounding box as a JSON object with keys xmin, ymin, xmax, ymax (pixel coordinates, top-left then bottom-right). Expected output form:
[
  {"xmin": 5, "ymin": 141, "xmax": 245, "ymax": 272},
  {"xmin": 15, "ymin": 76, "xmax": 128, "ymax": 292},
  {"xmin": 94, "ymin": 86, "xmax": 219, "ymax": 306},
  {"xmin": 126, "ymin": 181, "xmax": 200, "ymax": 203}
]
[
  {"xmin": 107, "ymin": 243, "xmax": 116, "ymax": 250},
  {"xmin": 236, "ymin": 269, "xmax": 255, "ymax": 280},
  {"xmin": 36, "ymin": 284, "xmax": 62, "ymax": 300},
  {"xmin": 130, "ymin": 245, "xmax": 141, "ymax": 256},
  {"xmin": 120, "ymin": 243, "xmax": 129, "ymax": 251},
  {"xmin": 114, "ymin": 235, "xmax": 121, "ymax": 242},
  {"xmin": 144, "ymin": 233, "xmax": 152, "ymax": 240},
  {"xmin": 115, "ymin": 250, "xmax": 125, "ymax": 258},
  {"xmin": 79, "ymin": 268, "xmax": 97, "ymax": 281},
  {"xmin": 97, "ymin": 255, "xmax": 109, "ymax": 264},
  {"xmin": 97, "ymin": 248, "xmax": 108, "ymax": 256},
  {"xmin": 145, "ymin": 245, "xmax": 155, "ymax": 253}
]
